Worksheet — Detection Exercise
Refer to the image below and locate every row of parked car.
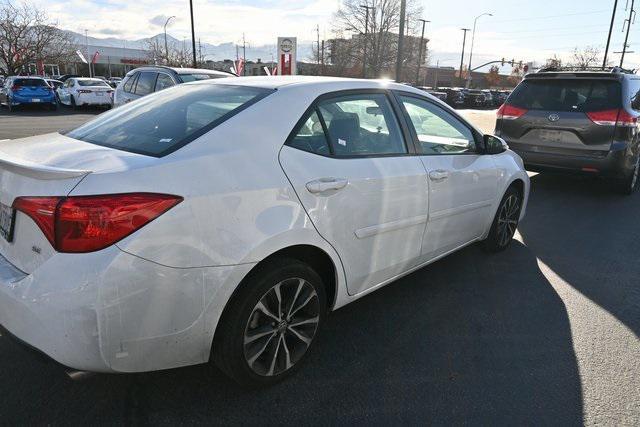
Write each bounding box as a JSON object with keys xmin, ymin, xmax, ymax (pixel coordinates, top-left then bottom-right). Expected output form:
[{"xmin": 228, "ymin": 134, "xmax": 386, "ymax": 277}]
[
  {"xmin": 417, "ymin": 86, "xmax": 511, "ymax": 110},
  {"xmin": 0, "ymin": 66, "xmax": 232, "ymax": 112}
]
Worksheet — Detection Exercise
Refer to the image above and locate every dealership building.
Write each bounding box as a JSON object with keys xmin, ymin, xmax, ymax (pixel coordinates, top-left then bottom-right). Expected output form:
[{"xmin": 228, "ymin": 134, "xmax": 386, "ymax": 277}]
[{"xmin": 36, "ymin": 44, "xmax": 151, "ymax": 78}]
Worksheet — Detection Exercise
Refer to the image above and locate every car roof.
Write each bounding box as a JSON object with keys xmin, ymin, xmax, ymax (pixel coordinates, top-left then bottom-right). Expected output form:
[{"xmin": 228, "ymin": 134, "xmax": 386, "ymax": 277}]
[
  {"xmin": 203, "ymin": 75, "xmax": 418, "ymax": 92},
  {"xmin": 126, "ymin": 66, "xmax": 232, "ymax": 77}
]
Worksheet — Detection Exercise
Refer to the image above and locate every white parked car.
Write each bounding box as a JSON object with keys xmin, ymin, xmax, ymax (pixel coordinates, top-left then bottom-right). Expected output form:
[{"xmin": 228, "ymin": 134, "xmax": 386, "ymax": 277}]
[
  {"xmin": 56, "ymin": 77, "xmax": 114, "ymax": 109},
  {"xmin": 0, "ymin": 77, "xmax": 529, "ymax": 386}
]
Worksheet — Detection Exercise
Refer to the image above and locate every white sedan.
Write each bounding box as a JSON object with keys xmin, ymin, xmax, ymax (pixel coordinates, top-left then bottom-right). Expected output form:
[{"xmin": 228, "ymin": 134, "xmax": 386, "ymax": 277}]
[
  {"xmin": 0, "ymin": 77, "xmax": 529, "ymax": 386},
  {"xmin": 56, "ymin": 77, "xmax": 114, "ymax": 108}
]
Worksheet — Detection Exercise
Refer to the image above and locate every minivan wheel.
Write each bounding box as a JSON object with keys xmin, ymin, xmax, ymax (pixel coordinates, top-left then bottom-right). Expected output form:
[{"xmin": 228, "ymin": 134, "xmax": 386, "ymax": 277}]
[
  {"xmin": 213, "ymin": 258, "xmax": 326, "ymax": 387},
  {"xmin": 483, "ymin": 186, "xmax": 522, "ymax": 252},
  {"xmin": 612, "ymin": 155, "xmax": 639, "ymax": 195}
]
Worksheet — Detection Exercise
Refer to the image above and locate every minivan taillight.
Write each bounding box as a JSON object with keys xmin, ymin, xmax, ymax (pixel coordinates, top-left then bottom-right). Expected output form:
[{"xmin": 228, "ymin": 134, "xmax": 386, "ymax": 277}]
[
  {"xmin": 13, "ymin": 193, "xmax": 182, "ymax": 253},
  {"xmin": 497, "ymin": 104, "xmax": 527, "ymax": 120},
  {"xmin": 587, "ymin": 109, "xmax": 637, "ymax": 127}
]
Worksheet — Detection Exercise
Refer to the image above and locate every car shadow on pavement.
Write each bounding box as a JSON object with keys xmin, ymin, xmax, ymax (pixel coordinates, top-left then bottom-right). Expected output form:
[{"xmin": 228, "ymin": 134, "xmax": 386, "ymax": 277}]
[
  {"xmin": 0, "ymin": 105, "xmax": 103, "ymax": 117},
  {"xmin": 0, "ymin": 240, "xmax": 583, "ymax": 424},
  {"xmin": 518, "ymin": 173, "xmax": 640, "ymax": 339}
]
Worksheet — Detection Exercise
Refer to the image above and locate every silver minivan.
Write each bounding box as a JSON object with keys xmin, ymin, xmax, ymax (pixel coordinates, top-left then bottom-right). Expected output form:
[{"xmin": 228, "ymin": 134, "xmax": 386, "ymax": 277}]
[{"xmin": 114, "ymin": 66, "xmax": 232, "ymax": 107}]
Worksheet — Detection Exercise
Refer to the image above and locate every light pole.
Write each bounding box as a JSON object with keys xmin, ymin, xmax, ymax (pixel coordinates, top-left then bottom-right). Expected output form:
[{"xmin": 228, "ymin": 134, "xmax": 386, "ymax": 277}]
[
  {"xmin": 415, "ymin": 18, "xmax": 429, "ymax": 86},
  {"xmin": 164, "ymin": 16, "xmax": 176, "ymax": 65},
  {"xmin": 459, "ymin": 28, "xmax": 470, "ymax": 86},
  {"xmin": 467, "ymin": 12, "xmax": 492, "ymax": 88},
  {"xmin": 603, "ymin": 0, "xmax": 618, "ymax": 68},
  {"xmin": 189, "ymin": 0, "xmax": 197, "ymax": 67},
  {"xmin": 360, "ymin": 4, "xmax": 373, "ymax": 78}
]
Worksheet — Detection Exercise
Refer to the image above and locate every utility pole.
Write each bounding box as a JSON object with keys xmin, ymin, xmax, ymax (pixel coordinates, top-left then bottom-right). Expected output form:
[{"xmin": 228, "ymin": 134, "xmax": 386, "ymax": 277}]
[
  {"xmin": 189, "ymin": 0, "xmax": 197, "ymax": 67},
  {"xmin": 316, "ymin": 24, "xmax": 321, "ymax": 68},
  {"xmin": 459, "ymin": 28, "xmax": 470, "ymax": 86},
  {"xmin": 164, "ymin": 16, "xmax": 175, "ymax": 65},
  {"xmin": 620, "ymin": 0, "xmax": 635, "ymax": 67},
  {"xmin": 603, "ymin": 0, "xmax": 619, "ymax": 68},
  {"xmin": 415, "ymin": 19, "xmax": 429, "ymax": 86},
  {"xmin": 395, "ymin": 0, "xmax": 407, "ymax": 82},
  {"xmin": 321, "ymin": 39, "xmax": 325, "ymax": 75},
  {"xmin": 360, "ymin": 4, "xmax": 373, "ymax": 78}
]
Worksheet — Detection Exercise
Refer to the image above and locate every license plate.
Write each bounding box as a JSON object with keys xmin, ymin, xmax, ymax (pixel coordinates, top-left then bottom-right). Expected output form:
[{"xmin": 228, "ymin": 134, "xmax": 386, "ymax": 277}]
[
  {"xmin": 539, "ymin": 129, "xmax": 564, "ymax": 143},
  {"xmin": 0, "ymin": 203, "xmax": 15, "ymax": 243},
  {"xmin": 32, "ymin": 99, "xmax": 41, "ymax": 103}
]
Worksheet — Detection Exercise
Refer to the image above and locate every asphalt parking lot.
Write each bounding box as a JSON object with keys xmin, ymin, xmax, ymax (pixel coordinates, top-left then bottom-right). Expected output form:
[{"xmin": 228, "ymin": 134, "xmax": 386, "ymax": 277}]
[{"xmin": 0, "ymin": 107, "xmax": 638, "ymax": 425}]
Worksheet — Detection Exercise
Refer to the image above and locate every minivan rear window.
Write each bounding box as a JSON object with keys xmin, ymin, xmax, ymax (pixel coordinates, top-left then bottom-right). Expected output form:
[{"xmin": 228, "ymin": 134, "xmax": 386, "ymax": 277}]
[
  {"xmin": 509, "ymin": 79, "xmax": 621, "ymax": 112},
  {"xmin": 67, "ymin": 84, "xmax": 273, "ymax": 157}
]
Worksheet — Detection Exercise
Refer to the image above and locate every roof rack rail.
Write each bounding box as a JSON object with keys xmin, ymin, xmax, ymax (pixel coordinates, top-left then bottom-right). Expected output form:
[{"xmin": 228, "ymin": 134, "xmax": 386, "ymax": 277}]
[{"xmin": 537, "ymin": 66, "xmax": 637, "ymax": 74}]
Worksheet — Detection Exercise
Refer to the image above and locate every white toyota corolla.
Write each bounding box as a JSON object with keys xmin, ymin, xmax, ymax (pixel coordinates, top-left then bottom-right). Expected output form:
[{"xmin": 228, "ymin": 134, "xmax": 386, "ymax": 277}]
[{"xmin": 0, "ymin": 76, "xmax": 529, "ymax": 386}]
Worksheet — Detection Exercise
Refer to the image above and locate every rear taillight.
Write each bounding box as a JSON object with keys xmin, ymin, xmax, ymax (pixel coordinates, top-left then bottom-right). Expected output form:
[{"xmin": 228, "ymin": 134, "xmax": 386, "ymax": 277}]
[
  {"xmin": 11, "ymin": 85, "xmax": 21, "ymax": 91},
  {"xmin": 497, "ymin": 104, "xmax": 527, "ymax": 120},
  {"xmin": 13, "ymin": 193, "xmax": 182, "ymax": 253},
  {"xmin": 587, "ymin": 109, "xmax": 637, "ymax": 127}
]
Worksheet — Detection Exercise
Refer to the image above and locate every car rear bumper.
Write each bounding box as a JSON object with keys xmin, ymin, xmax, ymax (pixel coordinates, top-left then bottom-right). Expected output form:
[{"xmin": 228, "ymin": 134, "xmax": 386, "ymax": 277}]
[
  {"xmin": 0, "ymin": 246, "xmax": 253, "ymax": 373},
  {"xmin": 76, "ymin": 94, "xmax": 113, "ymax": 106},
  {"xmin": 508, "ymin": 142, "xmax": 632, "ymax": 178},
  {"xmin": 10, "ymin": 94, "xmax": 56, "ymax": 104}
]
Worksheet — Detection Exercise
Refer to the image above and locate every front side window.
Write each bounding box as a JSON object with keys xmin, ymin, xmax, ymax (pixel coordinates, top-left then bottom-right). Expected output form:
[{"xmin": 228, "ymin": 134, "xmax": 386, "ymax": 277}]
[
  {"xmin": 399, "ymin": 95, "xmax": 476, "ymax": 155},
  {"xmin": 134, "ymin": 72, "xmax": 157, "ymax": 96},
  {"xmin": 66, "ymin": 84, "xmax": 272, "ymax": 157},
  {"xmin": 155, "ymin": 73, "xmax": 175, "ymax": 91},
  {"xmin": 317, "ymin": 93, "xmax": 406, "ymax": 156}
]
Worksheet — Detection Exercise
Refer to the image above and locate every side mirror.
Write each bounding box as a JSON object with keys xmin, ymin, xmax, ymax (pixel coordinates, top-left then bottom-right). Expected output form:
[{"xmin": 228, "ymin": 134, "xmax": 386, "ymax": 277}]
[{"xmin": 484, "ymin": 134, "xmax": 508, "ymax": 155}]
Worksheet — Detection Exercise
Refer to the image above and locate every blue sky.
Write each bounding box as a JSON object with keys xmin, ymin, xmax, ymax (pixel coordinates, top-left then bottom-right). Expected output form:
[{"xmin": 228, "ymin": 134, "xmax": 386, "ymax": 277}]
[{"xmin": 32, "ymin": 0, "xmax": 639, "ymax": 69}]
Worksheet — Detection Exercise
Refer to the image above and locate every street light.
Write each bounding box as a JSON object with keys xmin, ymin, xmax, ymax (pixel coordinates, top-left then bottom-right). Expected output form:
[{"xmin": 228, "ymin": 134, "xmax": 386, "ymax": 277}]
[
  {"xmin": 164, "ymin": 16, "xmax": 176, "ymax": 64},
  {"xmin": 467, "ymin": 12, "xmax": 492, "ymax": 87},
  {"xmin": 415, "ymin": 19, "xmax": 430, "ymax": 86}
]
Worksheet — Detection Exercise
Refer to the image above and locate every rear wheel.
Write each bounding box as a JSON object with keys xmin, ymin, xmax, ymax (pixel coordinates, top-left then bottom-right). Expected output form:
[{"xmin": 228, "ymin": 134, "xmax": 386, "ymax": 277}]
[
  {"xmin": 213, "ymin": 258, "xmax": 326, "ymax": 387},
  {"xmin": 7, "ymin": 98, "xmax": 13, "ymax": 112},
  {"xmin": 483, "ymin": 186, "xmax": 522, "ymax": 252},
  {"xmin": 612, "ymin": 155, "xmax": 639, "ymax": 195},
  {"xmin": 70, "ymin": 95, "xmax": 78, "ymax": 110}
]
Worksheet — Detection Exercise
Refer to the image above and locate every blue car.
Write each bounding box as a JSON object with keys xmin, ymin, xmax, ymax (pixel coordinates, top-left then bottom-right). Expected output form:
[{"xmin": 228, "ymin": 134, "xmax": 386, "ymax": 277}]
[{"xmin": 0, "ymin": 76, "xmax": 57, "ymax": 112}]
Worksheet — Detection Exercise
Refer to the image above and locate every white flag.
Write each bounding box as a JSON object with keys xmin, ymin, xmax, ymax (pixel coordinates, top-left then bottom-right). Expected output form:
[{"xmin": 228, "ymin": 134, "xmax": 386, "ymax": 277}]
[{"xmin": 76, "ymin": 50, "xmax": 88, "ymax": 64}]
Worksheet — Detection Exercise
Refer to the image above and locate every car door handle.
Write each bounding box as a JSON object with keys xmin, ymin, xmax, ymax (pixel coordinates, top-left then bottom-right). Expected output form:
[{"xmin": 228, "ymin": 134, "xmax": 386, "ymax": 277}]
[
  {"xmin": 306, "ymin": 178, "xmax": 349, "ymax": 194},
  {"xmin": 429, "ymin": 170, "xmax": 450, "ymax": 182}
]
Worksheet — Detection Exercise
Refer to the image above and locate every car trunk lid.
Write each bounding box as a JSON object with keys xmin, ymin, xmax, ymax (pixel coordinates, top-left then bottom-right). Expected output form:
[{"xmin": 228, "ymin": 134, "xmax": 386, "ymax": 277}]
[{"xmin": 0, "ymin": 133, "xmax": 153, "ymax": 273}]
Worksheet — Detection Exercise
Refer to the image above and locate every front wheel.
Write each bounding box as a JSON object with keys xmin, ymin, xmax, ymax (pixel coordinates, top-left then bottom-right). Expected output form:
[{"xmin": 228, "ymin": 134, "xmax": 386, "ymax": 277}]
[
  {"xmin": 483, "ymin": 186, "xmax": 522, "ymax": 252},
  {"xmin": 213, "ymin": 259, "xmax": 326, "ymax": 387}
]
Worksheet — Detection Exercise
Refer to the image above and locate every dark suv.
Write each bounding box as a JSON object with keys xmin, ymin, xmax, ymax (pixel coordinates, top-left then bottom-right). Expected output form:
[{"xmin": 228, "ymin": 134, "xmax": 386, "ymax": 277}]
[{"xmin": 495, "ymin": 67, "xmax": 640, "ymax": 194}]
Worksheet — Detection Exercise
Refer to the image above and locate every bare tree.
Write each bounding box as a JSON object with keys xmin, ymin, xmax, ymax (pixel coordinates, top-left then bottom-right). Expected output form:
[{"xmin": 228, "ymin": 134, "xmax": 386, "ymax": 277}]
[
  {"xmin": 146, "ymin": 36, "xmax": 191, "ymax": 67},
  {"xmin": 0, "ymin": 1, "xmax": 76, "ymax": 75},
  {"xmin": 544, "ymin": 55, "xmax": 563, "ymax": 69},
  {"xmin": 332, "ymin": 0, "xmax": 424, "ymax": 78},
  {"xmin": 570, "ymin": 46, "xmax": 601, "ymax": 69},
  {"xmin": 507, "ymin": 63, "xmax": 524, "ymax": 86},
  {"xmin": 485, "ymin": 65, "xmax": 501, "ymax": 87}
]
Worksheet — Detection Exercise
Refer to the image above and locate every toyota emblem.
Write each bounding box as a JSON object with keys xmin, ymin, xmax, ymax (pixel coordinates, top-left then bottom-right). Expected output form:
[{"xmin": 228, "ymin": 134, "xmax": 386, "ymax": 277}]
[{"xmin": 548, "ymin": 114, "xmax": 560, "ymax": 122}]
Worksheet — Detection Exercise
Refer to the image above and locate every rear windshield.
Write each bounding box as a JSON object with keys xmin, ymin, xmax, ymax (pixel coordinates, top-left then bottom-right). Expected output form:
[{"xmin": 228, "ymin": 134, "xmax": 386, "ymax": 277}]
[
  {"xmin": 179, "ymin": 73, "xmax": 227, "ymax": 82},
  {"xmin": 67, "ymin": 83, "xmax": 272, "ymax": 157},
  {"xmin": 77, "ymin": 79, "xmax": 109, "ymax": 87},
  {"xmin": 14, "ymin": 78, "xmax": 46, "ymax": 86},
  {"xmin": 509, "ymin": 79, "xmax": 621, "ymax": 112}
]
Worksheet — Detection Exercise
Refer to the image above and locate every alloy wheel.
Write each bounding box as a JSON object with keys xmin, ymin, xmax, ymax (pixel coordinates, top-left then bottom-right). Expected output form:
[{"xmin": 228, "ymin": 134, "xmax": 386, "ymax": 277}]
[
  {"xmin": 497, "ymin": 194, "xmax": 520, "ymax": 247},
  {"xmin": 243, "ymin": 277, "xmax": 320, "ymax": 377}
]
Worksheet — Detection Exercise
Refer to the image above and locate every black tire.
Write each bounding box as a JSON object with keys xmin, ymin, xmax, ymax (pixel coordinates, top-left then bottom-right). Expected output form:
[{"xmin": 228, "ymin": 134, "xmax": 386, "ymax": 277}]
[
  {"xmin": 213, "ymin": 258, "xmax": 327, "ymax": 387},
  {"xmin": 611, "ymin": 156, "xmax": 639, "ymax": 195},
  {"xmin": 70, "ymin": 95, "xmax": 78, "ymax": 110},
  {"xmin": 483, "ymin": 185, "xmax": 522, "ymax": 253},
  {"xmin": 7, "ymin": 99, "xmax": 13, "ymax": 112}
]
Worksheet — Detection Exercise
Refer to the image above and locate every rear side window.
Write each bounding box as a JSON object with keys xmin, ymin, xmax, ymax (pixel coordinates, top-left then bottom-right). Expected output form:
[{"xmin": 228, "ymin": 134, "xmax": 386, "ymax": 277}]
[
  {"xmin": 67, "ymin": 84, "xmax": 273, "ymax": 157},
  {"xmin": 134, "ymin": 72, "xmax": 157, "ymax": 96},
  {"xmin": 509, "ymin": 79, "xmax": 621, "ymax": 112},
  {"xmin": 123, "ymin": 73, "xmax": 138, "ymax": 93}
]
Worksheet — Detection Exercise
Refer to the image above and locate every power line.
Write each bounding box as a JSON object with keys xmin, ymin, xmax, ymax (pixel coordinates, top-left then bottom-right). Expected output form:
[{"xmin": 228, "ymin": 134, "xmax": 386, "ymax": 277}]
[{"xmin": 490, "ymin": 9, "xmax": 610, "ymax": 24}]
